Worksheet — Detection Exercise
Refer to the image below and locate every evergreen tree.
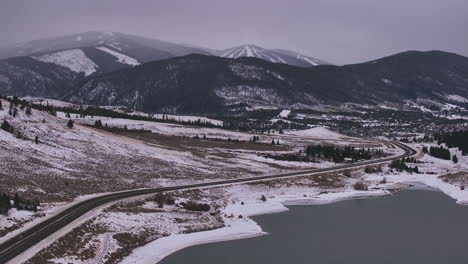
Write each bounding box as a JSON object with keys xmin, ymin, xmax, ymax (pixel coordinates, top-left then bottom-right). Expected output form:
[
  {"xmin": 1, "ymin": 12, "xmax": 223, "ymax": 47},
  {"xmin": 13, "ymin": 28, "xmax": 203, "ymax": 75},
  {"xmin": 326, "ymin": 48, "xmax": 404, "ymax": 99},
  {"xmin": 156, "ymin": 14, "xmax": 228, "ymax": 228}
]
[
  {"xmin": 1, "ymin": 120, "xmax": 10, "ymax": 132},
  {"xmin": 422, "ymin": 146, "xmax": 428, "ymax": 154},
  {"xmin": 429, "ymin": 146, "xmax": 451, "ymax": 160},
  {"xmin": 13, "ymin": 193, "xmax": 20, "ymax": 209},
  {"xmin": 434, "ymin": 130, "xmax": 468, "ymax": 156},
  {"xmin": 35, "ymin": 135, "xmax": 39, "ymax": 144},
  {"xmin": 0, "ymin": 193, "xmax": 12, "ymax": 215},
  {"xmin": 94, "ymin": 120, "xmax": 103, "ymax": 127},
  {"xmin": 67, "ymin": 119, "xmax": 74, "ymax": 128},
  {"xmin": 452, "ymin": 155, "xmax": 458, "ymax": 164}
]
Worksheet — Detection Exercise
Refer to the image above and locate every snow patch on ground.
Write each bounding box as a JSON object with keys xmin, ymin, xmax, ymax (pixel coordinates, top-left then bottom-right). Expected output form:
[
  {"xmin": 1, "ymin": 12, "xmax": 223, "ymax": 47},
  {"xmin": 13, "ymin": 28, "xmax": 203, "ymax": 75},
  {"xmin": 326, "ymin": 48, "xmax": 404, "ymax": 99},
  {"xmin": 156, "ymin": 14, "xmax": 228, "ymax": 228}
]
[
  {"xmin": 23, "ymin": 97, "xmax": 77, "ymax": 108},
  {"xmin": 33, "ymin": 49, "xmax": 98, "ymax": 76},
  {"xmin": 96, "ymin": 46, "xmax": 140, "ymax": 66},
  {"xmin": 120, "ymin": 217, "xmax": 262, "ymax": 264},
  {"xmin": 296, "ymin": 54, "xmax": 319, "ymax": 66},
  {"xmin": 278, "ymin": 109, "xmax": 291, "ymax": 118},
  {"xmin": 286, "ymin": 126, "xmax": 351, "ymax": 140}
]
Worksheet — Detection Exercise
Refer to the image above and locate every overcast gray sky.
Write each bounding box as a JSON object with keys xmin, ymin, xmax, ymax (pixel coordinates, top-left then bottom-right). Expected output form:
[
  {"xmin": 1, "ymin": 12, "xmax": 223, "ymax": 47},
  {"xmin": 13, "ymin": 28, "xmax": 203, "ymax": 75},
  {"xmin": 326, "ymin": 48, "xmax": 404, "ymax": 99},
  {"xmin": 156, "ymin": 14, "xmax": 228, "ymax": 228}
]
[{"xmin": 1, "ymin": 0, "xmax": 467, "ymax": 64}]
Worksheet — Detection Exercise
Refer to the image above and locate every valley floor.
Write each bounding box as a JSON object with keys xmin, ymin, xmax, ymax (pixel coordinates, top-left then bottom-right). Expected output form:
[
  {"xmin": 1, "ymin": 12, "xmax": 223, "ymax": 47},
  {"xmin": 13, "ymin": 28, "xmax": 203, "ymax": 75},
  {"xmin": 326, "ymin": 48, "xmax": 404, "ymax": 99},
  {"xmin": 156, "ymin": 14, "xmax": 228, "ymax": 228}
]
[
  {"xmin": 16, "ymin": 145, "xmax": 468, "ymax": 264},
  {"xmin": 1, "ymin": 99, "xmax": 467, "ymax": 264}
]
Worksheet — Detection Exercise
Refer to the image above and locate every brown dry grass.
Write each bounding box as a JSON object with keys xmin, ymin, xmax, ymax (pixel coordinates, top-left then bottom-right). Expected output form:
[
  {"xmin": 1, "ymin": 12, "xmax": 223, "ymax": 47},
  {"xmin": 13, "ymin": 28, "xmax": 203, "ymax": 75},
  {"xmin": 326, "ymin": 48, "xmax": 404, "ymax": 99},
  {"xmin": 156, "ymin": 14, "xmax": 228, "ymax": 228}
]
[
  {"xmin": 25, "ymin": 218, "xmax": 108, "ymax": 264},
  {"xmin": 439, "ymin": 171, "xmax": 468, "ymax": 186},
  {"xmin": 248, "ymin": 173, "xmax": 345, "ymax": 189}
]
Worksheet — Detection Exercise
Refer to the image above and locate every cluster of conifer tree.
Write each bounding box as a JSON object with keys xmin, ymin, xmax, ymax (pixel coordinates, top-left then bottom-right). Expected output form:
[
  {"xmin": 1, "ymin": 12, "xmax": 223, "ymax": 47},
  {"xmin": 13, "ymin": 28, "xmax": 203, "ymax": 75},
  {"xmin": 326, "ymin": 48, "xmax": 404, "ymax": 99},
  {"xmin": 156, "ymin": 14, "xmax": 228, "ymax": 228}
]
[
  {"xmin": 263, "ymin": 145, "xmax": 383, "ymax": 163},
  {"xmin": 389, "ymin": 159, "xmax": 419, "ymax": 173},
  {"xmin": 1, "ymin": 120, "xmax": 11, "ymax": 132},
  {"xmin": 223, "ymin": 119, "xmax": 307, "ymax": 133},
  {"xmin": 304, "ymin": 145, "xmax": 381, "ymax": 163},
  {"xmin": 180, "ymin": 201, "xmax": 211, "ymax": 212},
  {"xmin": 428, "ymin": 146, "xmax": 451, "ymax": 160},
  {"xmin": 154, "ymin": 193, "xmax": 175, "ymax": 208},
  {"xmin": 0, "ymin": 95, "xmax": 38, "ymax": 116},
  {"xmin": 0, "ymin": 192, "xmax": 39, "ymax": 215},
  {"xmin": 0, "ymin": 95, "xmax": 33, "ymax": 139},
  {"xmin": 402, "ymin": 157, "xmax": 420, "ymax": 163},
  {"xmin": 434, "ymin": 130, "xmax": 468, "ymax": 156}
]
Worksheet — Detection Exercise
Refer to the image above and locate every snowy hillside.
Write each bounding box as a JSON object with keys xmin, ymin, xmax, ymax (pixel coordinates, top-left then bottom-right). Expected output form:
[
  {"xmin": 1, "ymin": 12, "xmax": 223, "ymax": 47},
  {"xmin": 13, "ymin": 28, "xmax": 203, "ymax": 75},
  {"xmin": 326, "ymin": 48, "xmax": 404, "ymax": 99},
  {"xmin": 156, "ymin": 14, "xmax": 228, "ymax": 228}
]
[
  {"xmin": 0, "ymin": 31, "xmax": 211, "ymax": 62},
  {"xmin": 273, "ymin": 49, "xmax": 330, "ymax": 66},
  {"xmin": 33, "ymin": 49, "xmax": 98, "ymax": 76},
  {"xmin": 215, "ymin": 44, "xmax": 329, "ymax": 67},
  {"xmin": 0, "ymin": 97, "xmax": 372, "ymax": 204},
  {"xmin": 96, "ymin": 46, "xmax": 140, "ymax": 66}
]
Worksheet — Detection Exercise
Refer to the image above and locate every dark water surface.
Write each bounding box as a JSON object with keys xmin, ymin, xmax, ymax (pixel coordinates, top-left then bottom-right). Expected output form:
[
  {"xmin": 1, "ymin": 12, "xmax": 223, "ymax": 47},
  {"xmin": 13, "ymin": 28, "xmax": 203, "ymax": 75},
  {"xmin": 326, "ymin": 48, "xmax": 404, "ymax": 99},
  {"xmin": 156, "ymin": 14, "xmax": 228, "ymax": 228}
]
[{"xmin": 160, "ymin": 189, "xmax": 468, "ymax": 264}]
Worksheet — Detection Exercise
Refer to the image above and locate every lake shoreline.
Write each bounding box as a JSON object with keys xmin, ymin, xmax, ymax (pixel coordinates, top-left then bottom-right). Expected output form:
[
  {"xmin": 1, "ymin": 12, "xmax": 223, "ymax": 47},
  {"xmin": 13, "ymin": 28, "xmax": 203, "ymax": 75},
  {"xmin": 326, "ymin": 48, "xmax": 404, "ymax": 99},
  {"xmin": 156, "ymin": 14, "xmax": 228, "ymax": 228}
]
[{"xmin": 121, "ymin": 173, "xmax": 468, "ymax": 264}]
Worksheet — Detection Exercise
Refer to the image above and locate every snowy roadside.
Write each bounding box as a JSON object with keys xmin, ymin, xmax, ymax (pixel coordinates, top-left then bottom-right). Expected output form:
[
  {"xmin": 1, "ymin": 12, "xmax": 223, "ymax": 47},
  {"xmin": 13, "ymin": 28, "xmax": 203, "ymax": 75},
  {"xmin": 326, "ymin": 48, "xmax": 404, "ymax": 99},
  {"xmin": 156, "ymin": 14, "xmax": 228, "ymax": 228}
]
[
  {"xmin": 6, "ymin": 192, "xmax": 159, "ymax": 264},
  {"xmin": 0, "ymin": 193, "xmax": 113, "ymax": 245}
]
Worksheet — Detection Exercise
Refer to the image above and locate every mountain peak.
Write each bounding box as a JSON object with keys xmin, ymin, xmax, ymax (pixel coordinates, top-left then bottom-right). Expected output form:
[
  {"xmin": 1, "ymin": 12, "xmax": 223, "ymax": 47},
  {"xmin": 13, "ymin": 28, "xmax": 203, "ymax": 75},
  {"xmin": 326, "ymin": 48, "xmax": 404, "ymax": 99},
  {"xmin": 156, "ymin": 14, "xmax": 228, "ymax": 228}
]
[
  {"xmin": 220, "ymin": 44, "xmax": 266, "ymax": 58},
  {"xmin": 215, "ymin": 44, "xmax": 328, "ymax": 67}
]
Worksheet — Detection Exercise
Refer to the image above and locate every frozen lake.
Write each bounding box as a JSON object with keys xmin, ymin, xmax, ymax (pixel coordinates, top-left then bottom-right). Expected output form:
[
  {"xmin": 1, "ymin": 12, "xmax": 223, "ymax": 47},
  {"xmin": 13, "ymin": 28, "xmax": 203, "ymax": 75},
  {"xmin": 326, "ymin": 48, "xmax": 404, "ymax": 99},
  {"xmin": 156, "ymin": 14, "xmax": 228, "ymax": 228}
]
[{"xmin": 160, "ymin": 187, "xmax": 468, "ymax": 264}]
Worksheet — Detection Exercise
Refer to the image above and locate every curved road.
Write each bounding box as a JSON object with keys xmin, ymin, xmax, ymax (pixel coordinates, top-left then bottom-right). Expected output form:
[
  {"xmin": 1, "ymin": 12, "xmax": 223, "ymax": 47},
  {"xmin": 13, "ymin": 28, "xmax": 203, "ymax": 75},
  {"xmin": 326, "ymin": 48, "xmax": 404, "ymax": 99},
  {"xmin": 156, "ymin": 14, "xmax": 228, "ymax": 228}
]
[{"xmin": 0, "ymin": 141, "xmax": 417, "ymax": 263}]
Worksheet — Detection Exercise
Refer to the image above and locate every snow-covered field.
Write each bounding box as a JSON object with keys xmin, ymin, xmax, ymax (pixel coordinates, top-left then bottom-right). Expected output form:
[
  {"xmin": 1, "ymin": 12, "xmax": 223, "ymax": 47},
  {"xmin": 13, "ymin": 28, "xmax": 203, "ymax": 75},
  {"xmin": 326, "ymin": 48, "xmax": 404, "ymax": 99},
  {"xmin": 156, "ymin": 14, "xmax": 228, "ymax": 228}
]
[
  {"xmin": 23, "ymin": 97, "xmax": 78, "ymax": 108},
  {"xmin": 58, "ymin": 112, "xmax": 367, "ymax": 147},
  {"xmin": 278, "ymin": 109, "xmax": 291, "ymax": 118}
]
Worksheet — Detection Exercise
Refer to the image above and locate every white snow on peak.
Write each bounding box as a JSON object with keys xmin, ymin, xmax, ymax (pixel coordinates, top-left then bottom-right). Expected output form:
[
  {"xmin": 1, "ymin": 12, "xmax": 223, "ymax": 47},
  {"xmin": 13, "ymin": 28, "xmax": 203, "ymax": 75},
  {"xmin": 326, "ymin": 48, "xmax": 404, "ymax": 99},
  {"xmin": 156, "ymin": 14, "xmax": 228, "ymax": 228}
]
[
  {"xmin": 220, "ymin": 45, "xmax": 286, "ymax": 63},
  {"xmin": 32, "ymin": 49, "xmax": 98, "ymax": 76},
  {"xmin": 446, "ymin": 94, "xmax": 468, "ymax": 103},
  {"xmin": 296, "ymin": 54, "xmax": 319, "ymax": 66},
  {"xmin": 96, "ymin": 46, "xmax": 140, "ymax": 66},
  {"xmin": 218, "ymin": 45, "xmax": 325, "ymax": 66},
  {"xmin": 221, "ymin": 45, "xmax": 263, "ymax": 58}
]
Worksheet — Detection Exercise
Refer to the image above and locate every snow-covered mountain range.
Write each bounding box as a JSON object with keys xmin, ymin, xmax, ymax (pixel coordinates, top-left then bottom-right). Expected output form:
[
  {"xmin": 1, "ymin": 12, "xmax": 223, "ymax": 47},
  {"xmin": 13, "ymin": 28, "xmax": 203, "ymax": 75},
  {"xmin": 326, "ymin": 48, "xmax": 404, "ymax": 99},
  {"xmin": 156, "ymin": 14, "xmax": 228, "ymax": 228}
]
[
  {"xmin": 0, "ymin": 32, "xmax": 333, "ymax": 99},
  {"xmin": 64, "ymin": 51, "xmax": 468, "ymax": 115},
  {"xmin": 0, "ymin": 31, "xmax": 210, "ymax": 61},
  {"xmin": 215, "ymin": 44, "xmax": 329, "ymax": 67},
  {"xmin": 0, "ymin": 32, "xmax": 329, "ymax": 72},
  {"xmin": 0, "ymin": 31, "xmax": 213, "ymax": 76},
  {"xmin": 2, "ymin": 32, "xmax": 467, "ymax": 119}
]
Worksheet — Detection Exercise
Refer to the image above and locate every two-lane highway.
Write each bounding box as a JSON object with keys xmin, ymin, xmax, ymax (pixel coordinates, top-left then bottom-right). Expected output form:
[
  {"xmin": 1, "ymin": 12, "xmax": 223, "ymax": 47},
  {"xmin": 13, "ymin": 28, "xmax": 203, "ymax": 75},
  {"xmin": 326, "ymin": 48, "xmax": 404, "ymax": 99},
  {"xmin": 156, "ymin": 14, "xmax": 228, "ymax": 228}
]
[{"xmin": 0, "ymin": 141, "xmax": 417, "ymax": 263}]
